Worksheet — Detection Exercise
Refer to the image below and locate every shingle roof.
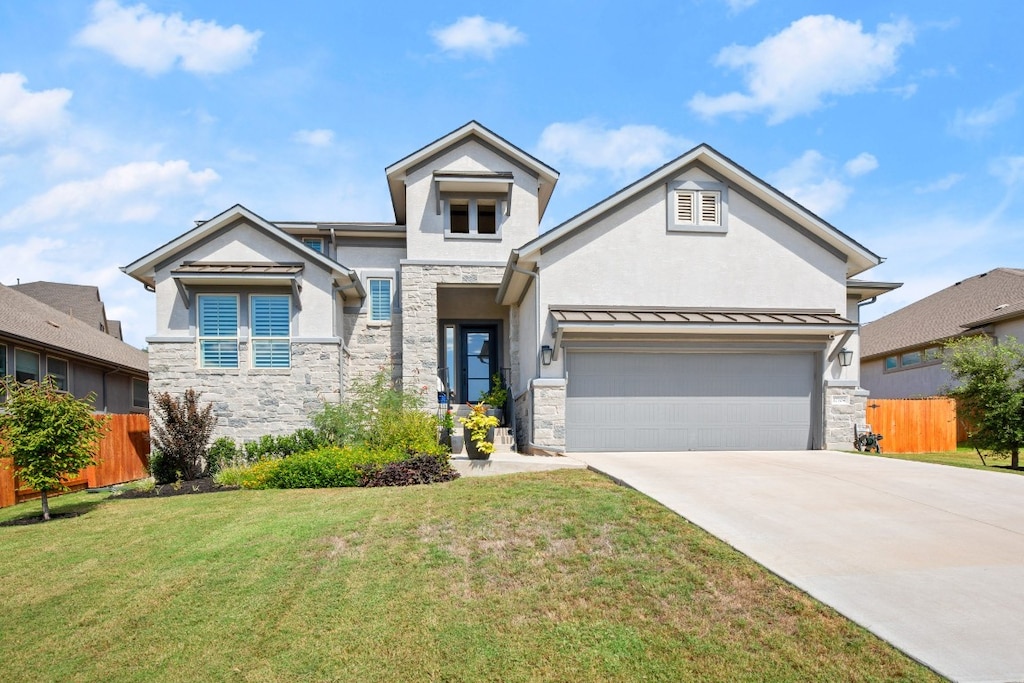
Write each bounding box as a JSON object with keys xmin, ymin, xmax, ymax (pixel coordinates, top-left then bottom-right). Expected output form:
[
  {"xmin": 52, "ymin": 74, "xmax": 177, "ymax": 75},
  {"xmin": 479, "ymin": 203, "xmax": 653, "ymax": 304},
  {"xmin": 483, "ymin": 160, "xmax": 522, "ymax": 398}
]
[
  {"xmin": 0, "ymin": 284, "xmax": 148, "ymax": 374},
  {"xmin": 11, "ymin": 281, "xmax": 110, "ymax": 334},
  {"xmin": 861, "ymin": 268, "xmax": 1024, "ymax": 359}
]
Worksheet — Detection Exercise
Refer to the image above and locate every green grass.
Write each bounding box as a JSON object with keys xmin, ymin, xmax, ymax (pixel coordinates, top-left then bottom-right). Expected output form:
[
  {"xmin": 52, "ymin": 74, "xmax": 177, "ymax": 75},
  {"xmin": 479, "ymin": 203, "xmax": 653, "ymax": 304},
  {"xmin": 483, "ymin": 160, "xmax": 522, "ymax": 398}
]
[
  {"xmin": 863, "ymin": 446, "xmax": 1024, "ymax": 475},
  {"xmin": 0, "ymin": 470, "xmax": 940, "ymax": 682}
]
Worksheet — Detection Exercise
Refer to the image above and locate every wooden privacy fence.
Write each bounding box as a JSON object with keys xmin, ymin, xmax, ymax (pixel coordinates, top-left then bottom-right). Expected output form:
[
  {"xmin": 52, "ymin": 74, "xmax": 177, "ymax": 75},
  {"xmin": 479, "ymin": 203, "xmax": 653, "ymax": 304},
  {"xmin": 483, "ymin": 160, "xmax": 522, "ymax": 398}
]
[
  {"xmin": 865, "ymin": 398, "xmax": 957, "ymax": 454},
  {"xmin": 0, "ymin": 413, "xmax": 149, "ymax": 508}
]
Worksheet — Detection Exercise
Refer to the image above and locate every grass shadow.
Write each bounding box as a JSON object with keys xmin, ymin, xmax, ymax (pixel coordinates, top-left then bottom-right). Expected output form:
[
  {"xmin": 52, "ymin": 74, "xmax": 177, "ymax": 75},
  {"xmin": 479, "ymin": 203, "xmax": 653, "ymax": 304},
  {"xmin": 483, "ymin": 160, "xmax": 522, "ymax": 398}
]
[{"xmin": 0, "ymin": 491, "xmax": 110, "ymax": 526}]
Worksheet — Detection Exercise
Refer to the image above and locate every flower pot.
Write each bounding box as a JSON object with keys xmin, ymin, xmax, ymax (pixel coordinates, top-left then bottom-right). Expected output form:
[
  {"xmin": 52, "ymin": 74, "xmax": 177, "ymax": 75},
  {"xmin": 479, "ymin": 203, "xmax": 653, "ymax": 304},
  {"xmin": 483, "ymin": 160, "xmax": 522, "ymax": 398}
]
[
  {"xmin": 450, "ymin": 431, "xmax": 464, "ymax": 455},
  {"xmin": 464, "ymin": 426, "xmax": 494, "ymax": 460}
]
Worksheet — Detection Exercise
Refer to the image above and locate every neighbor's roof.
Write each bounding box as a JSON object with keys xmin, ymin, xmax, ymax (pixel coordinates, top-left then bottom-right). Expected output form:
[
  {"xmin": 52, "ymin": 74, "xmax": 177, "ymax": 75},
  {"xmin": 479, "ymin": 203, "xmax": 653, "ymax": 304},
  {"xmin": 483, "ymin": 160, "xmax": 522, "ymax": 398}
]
[
  {"xmin": 861, "ymin": 268, "xmax": 1024, "ymax": 359},
  {"xmin": 0, "ymin": 284, "xmax": 148, "ymax": 374},
  {"xmin": 11, "ymin": 281, "xmax": 120, "ymax": 336}
]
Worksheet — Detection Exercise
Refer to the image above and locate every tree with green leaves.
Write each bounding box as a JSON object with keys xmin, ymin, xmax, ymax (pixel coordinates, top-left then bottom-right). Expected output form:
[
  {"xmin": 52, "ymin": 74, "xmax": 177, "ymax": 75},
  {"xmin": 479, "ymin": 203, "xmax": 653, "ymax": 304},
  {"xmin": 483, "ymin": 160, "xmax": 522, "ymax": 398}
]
[
  {"xmin": 0, "ymin": 376, "xmax": 110, "ymax": 520},
  {"xmin": 945, "ymin": 335, "xmax": 1024, "ymax": 469}
]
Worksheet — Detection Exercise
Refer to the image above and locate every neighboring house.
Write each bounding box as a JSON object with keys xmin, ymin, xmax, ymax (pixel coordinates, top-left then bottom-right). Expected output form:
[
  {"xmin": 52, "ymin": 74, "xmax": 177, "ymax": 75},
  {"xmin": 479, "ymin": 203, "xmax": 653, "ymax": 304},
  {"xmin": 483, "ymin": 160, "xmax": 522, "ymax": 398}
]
[
  {"xmin": 123, "ymin": 121, "xmax": 894, "ymax": 452},
  {"xmin": 12, "ymin": 281, "xmax": 124, "ymax": 340},
  {"xmin": 0, "ymin": 283, "xmax": 149, "ymax": 412},
  {"xmin": 862, "ymin": 268, "xmax": 1024, "ymax": 398}
]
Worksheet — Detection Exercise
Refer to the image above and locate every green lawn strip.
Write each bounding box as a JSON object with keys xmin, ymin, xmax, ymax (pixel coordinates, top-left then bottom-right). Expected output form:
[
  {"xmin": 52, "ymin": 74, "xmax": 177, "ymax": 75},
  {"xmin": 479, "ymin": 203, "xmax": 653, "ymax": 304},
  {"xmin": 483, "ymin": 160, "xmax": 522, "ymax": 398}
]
[
  {"xmin": 0, "ymin": 471, "xmax": 940, "ymax": 682},
  {"xmin": 862, "ymin": 447, "xmax": 1024, "ymax": 475}
]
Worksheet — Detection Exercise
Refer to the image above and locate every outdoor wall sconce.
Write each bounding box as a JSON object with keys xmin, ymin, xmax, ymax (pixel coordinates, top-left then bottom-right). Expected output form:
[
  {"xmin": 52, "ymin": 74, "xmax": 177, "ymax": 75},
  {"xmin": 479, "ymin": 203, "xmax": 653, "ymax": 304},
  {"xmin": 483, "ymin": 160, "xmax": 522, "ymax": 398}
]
[
  {"xmin": 838, "ymin": 348, "xmax": 854, "ymax": 367},
  {"xmin": 541, "ymin": 345, "xmax": 553, "ymax": 366}
]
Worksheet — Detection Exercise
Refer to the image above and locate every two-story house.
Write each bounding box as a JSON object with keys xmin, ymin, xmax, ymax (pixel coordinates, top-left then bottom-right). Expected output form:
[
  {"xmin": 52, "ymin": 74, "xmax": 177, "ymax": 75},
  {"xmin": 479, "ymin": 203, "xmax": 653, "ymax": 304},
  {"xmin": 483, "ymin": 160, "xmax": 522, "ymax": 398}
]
[{"xmin": 123, "ymin": 121, "xmax": 894, "ymax": 452}]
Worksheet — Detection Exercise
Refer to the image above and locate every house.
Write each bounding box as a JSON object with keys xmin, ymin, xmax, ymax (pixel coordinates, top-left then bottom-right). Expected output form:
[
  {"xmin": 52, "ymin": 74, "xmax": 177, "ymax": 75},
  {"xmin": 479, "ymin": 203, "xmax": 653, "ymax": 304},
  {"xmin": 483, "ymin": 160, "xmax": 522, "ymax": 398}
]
[
  {"xmin": 12, "ymin": 281, "xmax": 124, "ymax": 340},
  {"xmin": 123, "ymin": 121, "xmax": 894, "ymax": 452},
  {"xmin": 861, "ymin": 268, "xmax": 1024, "ymax": 398},
  {"xmin": 0, "ymin": 283, "xmax": 149, "ymax": 412}
]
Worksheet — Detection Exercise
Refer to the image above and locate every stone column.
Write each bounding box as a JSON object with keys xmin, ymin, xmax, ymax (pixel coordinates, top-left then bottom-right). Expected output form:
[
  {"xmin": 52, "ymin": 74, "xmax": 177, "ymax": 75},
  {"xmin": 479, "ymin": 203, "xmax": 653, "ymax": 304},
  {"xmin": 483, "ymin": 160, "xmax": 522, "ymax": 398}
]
[{"xmin": 823, "ymin": 381, "xmax": 868, "ymax": 451}]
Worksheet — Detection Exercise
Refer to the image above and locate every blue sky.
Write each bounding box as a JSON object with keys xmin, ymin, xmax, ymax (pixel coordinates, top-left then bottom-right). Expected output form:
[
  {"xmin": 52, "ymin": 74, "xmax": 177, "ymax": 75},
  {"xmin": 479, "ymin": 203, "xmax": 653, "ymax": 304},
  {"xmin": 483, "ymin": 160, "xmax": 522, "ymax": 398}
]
[{"xmin": 1, "ymin": 1, "xmax": 1022, "ymax": 348}]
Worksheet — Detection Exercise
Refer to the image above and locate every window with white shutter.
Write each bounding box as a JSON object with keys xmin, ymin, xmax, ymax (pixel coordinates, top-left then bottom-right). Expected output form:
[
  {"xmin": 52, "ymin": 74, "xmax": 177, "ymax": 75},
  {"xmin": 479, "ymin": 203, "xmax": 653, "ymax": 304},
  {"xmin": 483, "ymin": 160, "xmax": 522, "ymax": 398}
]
[
  {"xmin": 251, "ymin": 295, "xmax": 291, "ymax": 368},
  {"xmin": 369, "ymin": 278, "xmax": 392, "ymax": 322},
  {"xmin": 667, "ymin": 180, "xmax": 728, "ymax": 233},
  {"xmin": 197, "ymin": 295, "xmax": 239, "ymax": 368}
]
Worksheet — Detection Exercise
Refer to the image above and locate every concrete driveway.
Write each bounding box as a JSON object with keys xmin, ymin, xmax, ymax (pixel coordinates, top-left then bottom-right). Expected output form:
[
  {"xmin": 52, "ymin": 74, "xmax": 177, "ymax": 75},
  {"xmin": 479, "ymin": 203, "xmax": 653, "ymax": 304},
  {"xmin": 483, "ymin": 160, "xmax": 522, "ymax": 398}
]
[{"xmin": 572, "ymin": 450, "xmax": 1024, "ymax": 683}]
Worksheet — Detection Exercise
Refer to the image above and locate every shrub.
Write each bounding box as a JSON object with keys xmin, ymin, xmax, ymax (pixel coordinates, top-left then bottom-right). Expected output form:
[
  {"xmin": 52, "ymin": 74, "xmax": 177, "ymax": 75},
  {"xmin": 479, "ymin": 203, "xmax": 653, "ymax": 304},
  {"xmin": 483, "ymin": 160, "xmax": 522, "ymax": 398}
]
[
  {"xmin": 150, "ymin": 389, "xmax": 217, "ymax": 483},
  {"xmin": 147, "ymin": 449, "xmax": 180, "ymax": 485},
  {"xmin": 358, "ymin": 453, "xmax": 460, "ymax": 487},
  {"xmin": 311, "ymin": 371, "xmax": 444, "ymax": 455},
  {"xmin": 206, "ymin": 437, "xmax": 239, "ymax": 476},
  {"xmin": 237, "ymin": 459, "xmax": 283, "ymax": 490},
  {"xmin": 264, "ymin": 446, "xmax": 405, "ymax": 489},
  {"xmin": 243, "ymin": 429, "xmax": 324, "ymax": 462}
]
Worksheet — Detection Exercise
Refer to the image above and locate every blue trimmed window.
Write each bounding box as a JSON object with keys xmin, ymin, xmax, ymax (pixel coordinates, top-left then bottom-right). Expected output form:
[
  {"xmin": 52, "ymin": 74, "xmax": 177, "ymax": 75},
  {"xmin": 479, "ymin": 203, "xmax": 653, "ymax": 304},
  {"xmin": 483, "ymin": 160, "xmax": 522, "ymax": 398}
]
[
  {"xmin": 251, "ymin": 295, "xmax": 291, "ymax": 368},
  {"xmin": 369, "ymin": 278, "xmax": 392, "ymax": 322},
  {"xmin": 198, "ymin": 295, "xmax": 239, "ymax": 368},
  {"xmin": 302, "ymin": 237, "xmax": 324, "ymax": 253}
]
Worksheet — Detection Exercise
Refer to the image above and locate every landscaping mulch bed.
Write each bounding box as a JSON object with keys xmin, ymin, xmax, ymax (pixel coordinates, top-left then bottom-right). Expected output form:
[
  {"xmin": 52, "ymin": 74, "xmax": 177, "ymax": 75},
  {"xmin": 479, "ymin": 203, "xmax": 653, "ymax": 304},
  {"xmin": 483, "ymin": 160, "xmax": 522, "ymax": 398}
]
[
  {"xmin": 115, "ymin": 477, "xmax": 239, "ymax": 499},
  {"xmin": 0, "ymin": 512, "xmax": 84, "ymax": 526}
]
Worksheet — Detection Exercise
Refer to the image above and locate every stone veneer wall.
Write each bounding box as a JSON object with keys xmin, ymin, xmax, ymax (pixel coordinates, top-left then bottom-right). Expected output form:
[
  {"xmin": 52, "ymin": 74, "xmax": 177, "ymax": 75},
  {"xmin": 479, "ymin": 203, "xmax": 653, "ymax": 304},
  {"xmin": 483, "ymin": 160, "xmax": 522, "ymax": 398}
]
[
  {"xmin": 531, "ymin": 379, "xmax": 567, "ymax": 452},
  {"xmin": 823, "ymin": 383, "xmax": 868, "ymax": 451},
  {"xmin": 148, "ymin": 340, "xmax": 342, "ymax": 443},
  {"xmin": 400, "ymin": 263, "xmax": 506, "ymax": 411},
  {"xmin": 343, "ymin": 311, "xmax": 403, "ymax": 390}
]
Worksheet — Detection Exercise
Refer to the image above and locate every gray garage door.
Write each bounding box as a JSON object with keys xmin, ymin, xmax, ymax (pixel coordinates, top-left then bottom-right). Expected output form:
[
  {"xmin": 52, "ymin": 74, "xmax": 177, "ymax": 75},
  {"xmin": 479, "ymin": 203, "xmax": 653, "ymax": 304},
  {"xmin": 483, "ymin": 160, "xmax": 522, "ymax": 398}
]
[{"xmin": 565, "ymin": 351, "xmax": 815, "ymax": 451}]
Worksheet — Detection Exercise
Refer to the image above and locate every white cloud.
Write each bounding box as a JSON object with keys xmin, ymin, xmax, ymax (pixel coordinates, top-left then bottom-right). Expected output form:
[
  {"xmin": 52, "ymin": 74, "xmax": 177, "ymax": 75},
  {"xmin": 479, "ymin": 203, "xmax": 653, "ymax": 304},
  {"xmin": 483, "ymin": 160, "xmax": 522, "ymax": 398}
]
[
  {"xmin": 0, "ymin": 160, "xmax": 219, "ymax": 229},
  {"xmin": 990, "ymin": 156, "xmax": 1024, "ymax": 187},
  {"xmin": 431, "ymin": 16, "xmax": 525, "ymax": 59},
  {"xmin": 292, "ymin": 128, "xmax": 334, "ymax": 148},
  {"xmin": 724, "ymin": 0, "xmax": 758, "ymax": 13},
  {"xmin": 689, "ymin": 15, "xmax": 915, "ymax": 124},
  {"xmin": 914, "ymin": 173, "xmax": 965, "ymax": 194},
  {"xmin": 769, "ymin": 150, "xmax": 858, "ymax": 216},
  {"xmin": 0, "ymin": 73, "xmax": 72, "ymax": 146},
  {"xmin": 844, "ymin": 152, "xmax": 878, "ymax": 177},
  {"xmin": 950, "ymin": 92, "xmax": 1018, "ymax": 138},
  {"xmin": 537, "ymin": 120, "xmax": 690, "ymax": 180},
  {"xmin": 75, "ymin": 0, "xmax": 262, "ymax": 76}
]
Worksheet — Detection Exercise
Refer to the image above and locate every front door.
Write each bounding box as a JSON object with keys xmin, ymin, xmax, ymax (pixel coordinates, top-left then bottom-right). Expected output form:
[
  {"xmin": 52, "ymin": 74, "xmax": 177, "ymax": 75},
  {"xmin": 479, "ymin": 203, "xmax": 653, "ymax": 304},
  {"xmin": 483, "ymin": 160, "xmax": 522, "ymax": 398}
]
[{"xmin": 460, "ymin": 325, "xmax": 498, "ymax": 404}]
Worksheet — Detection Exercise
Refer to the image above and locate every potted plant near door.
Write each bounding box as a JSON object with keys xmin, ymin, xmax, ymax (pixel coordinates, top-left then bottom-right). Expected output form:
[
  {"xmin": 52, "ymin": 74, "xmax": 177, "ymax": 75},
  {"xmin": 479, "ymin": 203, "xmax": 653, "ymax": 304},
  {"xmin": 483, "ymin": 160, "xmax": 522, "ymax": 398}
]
[
  {"xmin": 439, "ymin": 409, "xmax": 464, "ymax": 454},
  {"xmin": 460, "ymin": 402, "xmax": 499, "ymax": 460},
  {"xmin": 480, "ymin": 373, "xmax": 508, "ymax": 423}
]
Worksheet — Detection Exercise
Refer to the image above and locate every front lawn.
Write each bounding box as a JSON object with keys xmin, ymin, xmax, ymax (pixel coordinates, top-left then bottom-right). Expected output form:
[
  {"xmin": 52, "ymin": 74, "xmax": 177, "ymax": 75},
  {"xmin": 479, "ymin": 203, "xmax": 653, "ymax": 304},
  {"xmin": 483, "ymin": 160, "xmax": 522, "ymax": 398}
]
[
  {"xmin": 863, "ymin": 447, "xmax": 1024, "ymax": 475},
  {"xmin": 0, "ymin": 470, "xmax": 940, "ymax": 682}
]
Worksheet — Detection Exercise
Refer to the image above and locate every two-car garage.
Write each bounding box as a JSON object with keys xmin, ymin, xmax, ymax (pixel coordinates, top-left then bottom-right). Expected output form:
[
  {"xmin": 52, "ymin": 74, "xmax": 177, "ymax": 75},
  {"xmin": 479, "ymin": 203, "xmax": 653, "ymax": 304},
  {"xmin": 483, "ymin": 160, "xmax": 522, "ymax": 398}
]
[{"xmin": 564, "ymin": 350, "xmax": 818, "ymax": 452}]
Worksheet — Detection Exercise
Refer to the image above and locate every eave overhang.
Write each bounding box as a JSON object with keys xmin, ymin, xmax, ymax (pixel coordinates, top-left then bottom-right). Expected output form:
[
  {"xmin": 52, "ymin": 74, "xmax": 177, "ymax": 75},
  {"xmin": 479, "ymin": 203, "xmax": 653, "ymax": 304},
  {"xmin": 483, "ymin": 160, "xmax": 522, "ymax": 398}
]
[{"xmin": 847, "ymin": 279, "xmax": 903, "ymax": 302}]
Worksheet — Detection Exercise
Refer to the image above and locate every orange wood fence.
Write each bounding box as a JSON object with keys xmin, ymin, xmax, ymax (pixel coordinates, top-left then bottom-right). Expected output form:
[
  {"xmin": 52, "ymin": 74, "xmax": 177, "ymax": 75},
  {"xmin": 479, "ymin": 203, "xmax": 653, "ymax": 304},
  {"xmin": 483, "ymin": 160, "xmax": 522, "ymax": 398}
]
[
  {"xmin": 864, "ymin": 398, "xmax": 957, "ymax": 454},
  {"xmin": 0, "ymin": 413, "xmax": 149, "ymax": 508}
]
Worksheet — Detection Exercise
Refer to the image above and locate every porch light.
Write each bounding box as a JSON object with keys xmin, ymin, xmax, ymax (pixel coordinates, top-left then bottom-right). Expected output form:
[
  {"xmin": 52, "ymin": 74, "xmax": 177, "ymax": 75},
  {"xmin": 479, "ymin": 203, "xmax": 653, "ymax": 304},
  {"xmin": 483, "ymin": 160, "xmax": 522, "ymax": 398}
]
[
  {"xmin": 541, "ymin": 345, "xmax": 553, "ymax": 366},
  {"xmin": 838, "ymin": 348, "xmax": 854, "ymax": 367}
]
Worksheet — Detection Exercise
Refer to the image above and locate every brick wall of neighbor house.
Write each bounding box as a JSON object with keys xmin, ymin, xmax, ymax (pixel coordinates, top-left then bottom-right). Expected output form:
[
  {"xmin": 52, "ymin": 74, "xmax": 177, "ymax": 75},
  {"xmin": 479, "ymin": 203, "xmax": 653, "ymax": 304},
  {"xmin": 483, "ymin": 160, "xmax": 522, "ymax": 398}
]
[
  {"xmin": 400, "ymin": 263, "xmax": 506, "ymax": 410},
  {"xmin": 823, "ymin": 384, "xmax": 867, "ymax": 451},
  {"xmin": 531, "ymin": 379, "xmax": 567, "ymax": 452},
  {"xmin": 148, "ymin": 340, "xmax": 342, "ymax": 443},
  {"xmin": 342, "ymin": 311, "xmax": 403, "ymax": 388}
]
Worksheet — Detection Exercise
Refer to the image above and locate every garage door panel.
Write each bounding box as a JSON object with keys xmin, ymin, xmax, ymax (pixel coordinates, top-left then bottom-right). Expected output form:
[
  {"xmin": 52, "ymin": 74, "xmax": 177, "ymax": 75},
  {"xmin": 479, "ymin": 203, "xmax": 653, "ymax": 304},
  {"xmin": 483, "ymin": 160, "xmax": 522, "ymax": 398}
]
[{"xmin": 565, "ymin": 352, "xmax": 815, "ymax": 451}]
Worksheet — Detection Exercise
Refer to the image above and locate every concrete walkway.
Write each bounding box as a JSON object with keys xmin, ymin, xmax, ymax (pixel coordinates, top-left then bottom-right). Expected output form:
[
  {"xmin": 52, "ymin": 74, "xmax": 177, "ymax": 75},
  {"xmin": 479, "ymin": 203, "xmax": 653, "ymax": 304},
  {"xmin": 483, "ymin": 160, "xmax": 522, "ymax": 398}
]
[
  {"xmin": 571, "ymin": 450, "xmax": 1024, "ymax": 683},
  {"xmin": 451, "ymin": 451, "xmax": 586, "ymax": 477}
]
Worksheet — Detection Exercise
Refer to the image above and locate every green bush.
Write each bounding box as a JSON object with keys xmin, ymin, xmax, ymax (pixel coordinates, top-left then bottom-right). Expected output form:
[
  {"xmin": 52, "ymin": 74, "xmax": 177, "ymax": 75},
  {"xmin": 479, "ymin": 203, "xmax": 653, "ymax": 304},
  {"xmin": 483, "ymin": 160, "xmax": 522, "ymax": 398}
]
[
  {"xmin": 243, "ymin": 428, "xmax": 324, "ymax": 462},
  {"xmin": 206, "ymin": 437, "xmax": 239, "ymax": 475},
  {"xmin": 147, "ymin": 449, "xmax": 180, "ymax": 485},
  {"xmin": 311, "ymin": 370, "xmax": 445, "ymax": 455},
  {"xmin": 263, "ymin": 446, "xmax": 405, "ymax": 489}
]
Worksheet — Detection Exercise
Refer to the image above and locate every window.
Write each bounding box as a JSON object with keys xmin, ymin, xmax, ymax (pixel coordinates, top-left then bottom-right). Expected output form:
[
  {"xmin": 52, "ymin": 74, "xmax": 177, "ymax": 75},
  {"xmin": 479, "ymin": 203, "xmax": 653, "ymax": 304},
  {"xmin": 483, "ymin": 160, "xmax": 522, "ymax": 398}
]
[
  {"xmin": 884, "ymin": 346, "xmax": 944, "ymax": 372},
  {"xmin": 46, "ymin": 357, "xmax": 69, "ymax": 391},
  {"xmin": 197, "ymin": 295, "xmax": 239, "ymax": 368},
  {"xmin": 901, "ymin": 351, "xmax": 922, "ymax": 367},
  {"xmin": 132, "ymin": 378, "xmax": 149, "ymax": 409},
  {"xmin": 668, "ymin": 180, "xmax": 728, "ymax": 233},
  {"xmin": 369, "ymin": 278, "xmax": 392, "ymax": 322},
  {"xmin": 302, "ymin": 237, "xmax": 325, "ymax": 254},
  {"xmin": 15, "ymin": 348, "xmax": 39, "ymax": 383},
  {"xmin": 251, "ymin": 295, "xmax": 291, "ymax": 368},
  {"xmin": 0, "ymin": 343, "xmax": 6, "ymax": 378},
  {"xmin": 885, "ymin": 356, "xmax": 898, "ymax": 370},
  {"xmin": 444, "ymin": 197, "xmax": 503, "ymax": 237}
]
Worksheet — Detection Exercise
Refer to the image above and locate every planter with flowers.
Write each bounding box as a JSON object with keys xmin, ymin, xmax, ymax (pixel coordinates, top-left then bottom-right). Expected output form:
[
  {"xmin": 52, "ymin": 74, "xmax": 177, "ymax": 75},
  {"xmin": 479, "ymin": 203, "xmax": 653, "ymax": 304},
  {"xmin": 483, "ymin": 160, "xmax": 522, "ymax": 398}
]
[{"xmin": 460, "ymin": 402, "xmax": 500, "ymax": 460}]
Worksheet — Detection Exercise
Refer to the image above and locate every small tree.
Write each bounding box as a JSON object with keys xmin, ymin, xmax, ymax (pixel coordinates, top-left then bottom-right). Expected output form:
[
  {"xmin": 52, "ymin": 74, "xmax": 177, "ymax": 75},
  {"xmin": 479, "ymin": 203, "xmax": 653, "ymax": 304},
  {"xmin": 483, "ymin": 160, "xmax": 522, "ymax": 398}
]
[
  {"xmin": 150, "ymin": 389, "xmax": 217, "ymax": 483},
  {"xmin": 0, "ymin": 376, "xmax": 109, "ymax": 521},
  {"xmin": 945, "ymin": 335, "xmax": 1024, "ymax": 468}
]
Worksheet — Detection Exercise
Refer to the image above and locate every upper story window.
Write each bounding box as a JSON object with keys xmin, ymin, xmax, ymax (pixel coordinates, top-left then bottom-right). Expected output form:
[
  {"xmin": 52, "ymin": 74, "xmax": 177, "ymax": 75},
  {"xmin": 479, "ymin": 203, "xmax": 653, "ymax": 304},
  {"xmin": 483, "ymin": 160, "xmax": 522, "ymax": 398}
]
[
  {"xmin": 301, "ymin": 237, "xmax": 325, "ymax": 254},
  {"xmin": 46, "ymin": 357, "xmax": 69, "ymax": 391},
  {"xmin": 444, "ymin": 196, "xmax": 504, "ymax": 238},
  {"xmin": 884, "ymin": 346, "xmax": 943, "ymax": 373},
  {"xmin": 15, "ymin": 348, "xmax": 40, "ymax": 383},
  {"xmin": 132, "ymin": 378, "xmax": 149, "ymax": 409},
  {"xmin": 0, "ymin": 343, "xmax": 6, "ymax": 378},
  {"xmin": 251, "ymin": 295, "xmax": 291, "ymax": 368},
  {"xmin": 197, "ymin": 294, "xmax": 239, "ymax": 368},
  {"xmin": 369, "ymin": 278, "xmax": 393, "ymax": 322},
  {"xmin": 667, "ymin": 180, "xmax": 728, "ymax": 234}
]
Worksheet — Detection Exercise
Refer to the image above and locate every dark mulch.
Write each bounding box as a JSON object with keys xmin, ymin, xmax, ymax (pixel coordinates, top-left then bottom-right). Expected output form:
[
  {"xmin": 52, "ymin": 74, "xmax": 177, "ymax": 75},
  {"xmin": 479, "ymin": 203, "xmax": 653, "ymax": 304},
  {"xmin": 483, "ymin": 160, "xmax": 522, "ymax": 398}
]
[
  {"xmin": 115, "ymin": 477, "xmax": 240, "ymax": 499},
  {"xmin": 1, "ymin": 512, "xmax": 84, "ymax": 526}
]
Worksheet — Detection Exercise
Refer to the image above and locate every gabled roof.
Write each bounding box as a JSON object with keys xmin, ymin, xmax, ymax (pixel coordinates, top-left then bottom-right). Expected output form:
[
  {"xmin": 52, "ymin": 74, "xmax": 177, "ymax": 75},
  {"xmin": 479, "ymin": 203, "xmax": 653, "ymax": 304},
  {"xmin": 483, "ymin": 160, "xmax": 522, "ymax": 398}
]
[
  {"xmin": 0, "ymin": 284, "xmax": 148, "ymax": 374},
  {"xmin": 499, "ymin": 144, "xmax": 882, "ymax": 304},
  {"xmin": 385, "ymin": 121, "xmax": 559, "ymax": 224},
  {"xmin": 861, "ymin": 268, "xmax": 1024, "ymax": 359},
  {"xmin": 12, "ymin": 281, "xmax": 118, "ymax": 336},
  {"xmin": 121, "ymin": 204, "xmax": 364, "ymax": 298}
]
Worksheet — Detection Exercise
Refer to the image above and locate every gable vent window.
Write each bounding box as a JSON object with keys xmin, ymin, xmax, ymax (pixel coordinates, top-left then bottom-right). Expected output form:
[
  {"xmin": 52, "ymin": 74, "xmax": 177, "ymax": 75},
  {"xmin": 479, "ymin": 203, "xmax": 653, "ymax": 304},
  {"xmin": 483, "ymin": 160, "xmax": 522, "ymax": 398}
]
[
  {"xmin": 443, "ymin": 196, "xmax": 504, "ymax": 238},
  {"xmin": 301, "ymin": 237, "xmax": 325, "ymax": 254},
  {"xmin": 668, "ymin": 181, "xmax": 728, "ymax": 234}
]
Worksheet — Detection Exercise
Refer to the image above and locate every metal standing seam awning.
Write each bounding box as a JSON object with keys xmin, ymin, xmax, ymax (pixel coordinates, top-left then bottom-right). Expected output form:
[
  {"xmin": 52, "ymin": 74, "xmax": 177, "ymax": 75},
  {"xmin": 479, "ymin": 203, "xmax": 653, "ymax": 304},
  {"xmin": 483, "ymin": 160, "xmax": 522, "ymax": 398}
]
[
  {"xmin": 549, "ymin": 307, "xmax": 858, "ymax": 360},
  {"xmin": 171, "ymin": 262, "xmax": 306, "ymax": 309}
]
